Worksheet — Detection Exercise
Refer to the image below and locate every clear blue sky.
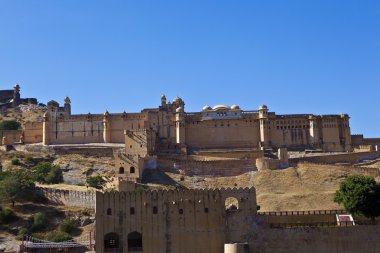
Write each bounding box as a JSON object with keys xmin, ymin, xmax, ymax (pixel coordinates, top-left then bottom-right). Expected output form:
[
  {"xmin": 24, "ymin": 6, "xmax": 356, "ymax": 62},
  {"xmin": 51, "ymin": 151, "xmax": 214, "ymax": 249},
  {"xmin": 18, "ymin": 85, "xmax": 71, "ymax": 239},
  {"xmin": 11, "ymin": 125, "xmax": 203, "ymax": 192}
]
[{"xmin": 0, "ymin": 1, "xmax": 379, "ymax": 137}]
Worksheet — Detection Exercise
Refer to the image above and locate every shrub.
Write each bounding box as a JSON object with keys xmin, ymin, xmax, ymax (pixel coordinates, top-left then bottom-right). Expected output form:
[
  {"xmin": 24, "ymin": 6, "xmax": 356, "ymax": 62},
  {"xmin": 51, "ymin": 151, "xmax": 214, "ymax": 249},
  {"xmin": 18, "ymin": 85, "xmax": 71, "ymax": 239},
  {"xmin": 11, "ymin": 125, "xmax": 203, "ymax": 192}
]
[
  {"xmin": 46, "ymin": 230, "xmax": 72, "ymax": 242},
  {"xmin": 0, "ymin": 172, "xmax": 36, "ymax": 206},
  {"xmin": 0, "ymin": 120, "xmax": 20, "ymax": 130},
  {"xmin": 11, "ymin": 158, "xmax": 20, "ymax": 165},
  {"xmin": 32, "ymin": 212, "xmax": 47, "ymax": 231},
  {"xmin": 24, "ymin": 156, "xmax": 35, "ymax": 165},
  {"xmin": 0, "ymin": 207, "xmax": 16, "ymax": 223},
  {"xmin": 17, "ymin": 227, "xmax": 29, "ymax": 240},
  {"xmin": 59, "ymin": 218, "xmax": 77, "ymax": 233},
  {"xmin": 31, "ymin": 162, "xmax": 63, "ymax": 184},
  {"xmin": 45, "ymin": 166, "xmax": 63, "ymax": 184},
  {"xmin": 86, "ymin": 175, "xmax": 105, "ymax": 189}
]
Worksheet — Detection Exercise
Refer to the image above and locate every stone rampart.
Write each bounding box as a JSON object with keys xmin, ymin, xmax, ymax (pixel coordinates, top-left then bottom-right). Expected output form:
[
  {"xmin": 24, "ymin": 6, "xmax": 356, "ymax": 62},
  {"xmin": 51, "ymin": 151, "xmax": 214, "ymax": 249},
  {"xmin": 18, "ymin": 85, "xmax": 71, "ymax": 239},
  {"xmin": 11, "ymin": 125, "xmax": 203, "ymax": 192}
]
[
  {"xmin": 158, "ymin": 157, "xmax": 256, "ymax": 177},
  {"xmin": 290, "ymin": 151, "xmax": 380, "ymax": 165},
  {"xmin": 37, "ymin": 187, "xmax": 96, "ymax": 209}
]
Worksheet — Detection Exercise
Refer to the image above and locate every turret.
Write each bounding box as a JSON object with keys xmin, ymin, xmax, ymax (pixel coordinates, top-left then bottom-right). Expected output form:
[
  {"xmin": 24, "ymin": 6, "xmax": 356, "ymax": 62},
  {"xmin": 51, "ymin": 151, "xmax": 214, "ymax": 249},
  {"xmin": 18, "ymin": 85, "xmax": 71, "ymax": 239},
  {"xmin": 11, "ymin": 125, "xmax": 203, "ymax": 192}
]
[
  {"xmin": 258, "ymin": 105, "xmax": 270, "ymax": 149},
  {"xmin": 175, "ymin": 106, "xmax": 186, "ymax": 153},
  {"xmin": 103, "ymin": 111, "xmax": 111, "ymax": 143},
  {"xmin": 64, "ymin": 96, "xmax": 71, "ymax": 115},
  {"xmin": 12, "ymin": 84, "xmax": 21, "ymax": 107},
  {"xmin": 172, "ymin": 96, "xmax": 185, "ymax": 112},
  {"xmin": 161, "ymin": 94, "xmax": 167, "ymax": 107}
]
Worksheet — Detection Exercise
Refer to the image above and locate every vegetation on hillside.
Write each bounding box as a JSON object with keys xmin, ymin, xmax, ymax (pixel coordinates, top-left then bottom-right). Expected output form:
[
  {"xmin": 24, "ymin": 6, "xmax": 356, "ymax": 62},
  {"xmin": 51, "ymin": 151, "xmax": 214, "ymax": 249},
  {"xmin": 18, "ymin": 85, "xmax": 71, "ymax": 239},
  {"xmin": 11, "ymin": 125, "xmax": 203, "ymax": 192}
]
[
  {"xmin": 334, "ymin": 175, "xmax": 380, "ymax": 220},
  {"xmin": 0, "ymin": 120, "xmax": 20, "ymax": 130}
]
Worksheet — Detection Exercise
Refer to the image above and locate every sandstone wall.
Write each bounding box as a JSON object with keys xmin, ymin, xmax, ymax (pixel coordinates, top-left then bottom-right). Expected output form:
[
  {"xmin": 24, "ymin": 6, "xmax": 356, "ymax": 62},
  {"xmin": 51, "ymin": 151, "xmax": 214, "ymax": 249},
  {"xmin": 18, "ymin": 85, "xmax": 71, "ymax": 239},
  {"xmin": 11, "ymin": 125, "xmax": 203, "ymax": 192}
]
[
  {"xmin": 158, "ymin": 157, "xmax": 257, "ymax": 177},
  {"xmin": 290, "ymin": 151, "xmax": 380, "ymax": 164},
  {"xmin": 37, "ymin": 187, "xmax": 95, "ymax": 209}
]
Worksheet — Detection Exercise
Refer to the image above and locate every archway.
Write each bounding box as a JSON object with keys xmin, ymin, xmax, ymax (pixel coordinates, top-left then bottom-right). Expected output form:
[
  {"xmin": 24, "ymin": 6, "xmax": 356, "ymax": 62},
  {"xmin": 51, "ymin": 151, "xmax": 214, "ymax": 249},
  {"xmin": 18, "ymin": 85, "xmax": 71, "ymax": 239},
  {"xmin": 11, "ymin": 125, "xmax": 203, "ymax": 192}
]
[
  {"xmin": 128, "ymin": 231, "xmax": 142, "ymax": 251},
  {"xmin": 225, "ymin": 197, "xmax": 239, "ymax": 211},
  {"xmin": 104, "ymin": 232, "xmax": 119, "ymax": 250}
]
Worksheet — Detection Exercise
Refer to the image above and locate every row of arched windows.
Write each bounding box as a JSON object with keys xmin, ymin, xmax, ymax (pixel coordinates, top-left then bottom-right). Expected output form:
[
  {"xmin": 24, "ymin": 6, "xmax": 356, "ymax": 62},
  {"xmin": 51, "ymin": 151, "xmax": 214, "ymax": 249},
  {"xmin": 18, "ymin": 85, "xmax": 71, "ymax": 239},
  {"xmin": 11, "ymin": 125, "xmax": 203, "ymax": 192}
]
[{"xmin": 119, "ymin": 166, "xmax": 135, "ymax": 174}]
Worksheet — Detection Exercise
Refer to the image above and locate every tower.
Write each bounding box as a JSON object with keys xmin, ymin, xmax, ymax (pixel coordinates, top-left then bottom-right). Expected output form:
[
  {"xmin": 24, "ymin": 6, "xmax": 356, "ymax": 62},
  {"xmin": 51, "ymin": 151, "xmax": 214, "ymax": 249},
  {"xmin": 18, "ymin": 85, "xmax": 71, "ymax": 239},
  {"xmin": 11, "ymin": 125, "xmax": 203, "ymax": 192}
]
[
  {"xmin": 42, "ymin": 112, "xmax": 50, "ymax": 145},
  {"xmin": 175, "ymin": 106, "xmax": 186, "ymax": 153},
  {"xmin": 258, "ymin": 105, "xmax": 270, "ymax": 149},
  {"xmin": 103, "ymin": 111, "xmax": 111, "ymax": 143},
  {"xmin": 64, "ymin": 96, "xmax": 71, "ymax": 115},
  {"xmin": 161, "ymin": 94, "xmax": 167, "ymax": 107},
  {"xmin": 12, "ymin": 84, "xmax": 21, "ymax": 107}
]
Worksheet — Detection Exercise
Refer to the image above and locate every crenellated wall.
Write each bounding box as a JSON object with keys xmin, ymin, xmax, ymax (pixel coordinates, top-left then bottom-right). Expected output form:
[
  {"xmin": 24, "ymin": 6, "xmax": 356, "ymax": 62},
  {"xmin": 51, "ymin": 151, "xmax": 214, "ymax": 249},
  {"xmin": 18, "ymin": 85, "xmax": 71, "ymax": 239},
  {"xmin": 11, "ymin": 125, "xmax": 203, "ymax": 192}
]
[
  {"xmin": 96, "ymin": 188, "xmax": 257, "ymax": 253},
  {"xmin": 37, "ymin": 187, "xmax": 96, "ymax": 209}
]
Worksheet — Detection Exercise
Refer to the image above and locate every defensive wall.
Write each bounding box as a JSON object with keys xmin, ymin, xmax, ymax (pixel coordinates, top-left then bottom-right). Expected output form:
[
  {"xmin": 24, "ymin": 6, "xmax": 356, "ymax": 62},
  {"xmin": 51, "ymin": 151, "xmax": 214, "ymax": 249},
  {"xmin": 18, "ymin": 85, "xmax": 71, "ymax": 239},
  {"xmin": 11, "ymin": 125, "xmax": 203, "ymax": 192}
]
[
  {"xmin": 96, "ymin": 187, "xmax": 257, "ymax": 253},
  {"xmin": 158, "ymin": 156, "xmax": 257, "ymax": 177},
  {"xmin": 290, "ymin": 151, "xmax": 380, "ymax": 165},
  {"xmin": 37, "ymin": 187, "xmax": 96, "ymax": 209}
]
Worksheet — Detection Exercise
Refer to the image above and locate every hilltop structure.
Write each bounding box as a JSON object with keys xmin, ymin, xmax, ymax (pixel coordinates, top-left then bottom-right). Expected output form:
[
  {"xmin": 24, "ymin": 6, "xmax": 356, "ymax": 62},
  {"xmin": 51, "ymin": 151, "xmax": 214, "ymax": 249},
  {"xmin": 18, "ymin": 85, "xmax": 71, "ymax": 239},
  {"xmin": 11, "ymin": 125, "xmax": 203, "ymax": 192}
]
[
  {"xmin": 0, "ymin": 84, "xmax": 37, "ymax": 110},
  {"xmin": 42, "ymin": 95, "xmax": 351, "ymax": 152}
]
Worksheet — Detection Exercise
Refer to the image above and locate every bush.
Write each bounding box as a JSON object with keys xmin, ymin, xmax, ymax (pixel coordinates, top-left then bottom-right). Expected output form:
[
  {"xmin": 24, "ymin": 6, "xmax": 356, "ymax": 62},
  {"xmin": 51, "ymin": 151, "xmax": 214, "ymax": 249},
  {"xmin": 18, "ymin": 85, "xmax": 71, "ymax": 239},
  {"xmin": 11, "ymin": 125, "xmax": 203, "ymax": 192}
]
[
  {"xmin": 0, "ymin": 207, "xmax": 16, "ymax": 223},
  {"xmin": 24, "ymin": 156, "xmax": 35, "ymax": 165},
  {"xmin": 11, "ymin": 158, "xmax": 20, "ymax": 165},
  {"xmin": 32, "ymin": 212, "xmax": 47, "ymax": 231},
  {"xmin": 46, "ymin": 230, "xmax": 72, "ymax": 242},
  {"xmin": 17, "ymin": 227, "xmax": 29, "ymax": 240},
  {"xmin": 31, "ymin": 162, "xmax": 63, "ymax": 184},
  {"xmin": 86, "ymin": 175, "xmax": 105, "ymax": 189},
  {"xmin": 0, "ymin": 120, "xmax": 20, "ymax": 130},
  {"xmin": 59, "ymin": 218, "xmax": 77, "ymax": 233}
]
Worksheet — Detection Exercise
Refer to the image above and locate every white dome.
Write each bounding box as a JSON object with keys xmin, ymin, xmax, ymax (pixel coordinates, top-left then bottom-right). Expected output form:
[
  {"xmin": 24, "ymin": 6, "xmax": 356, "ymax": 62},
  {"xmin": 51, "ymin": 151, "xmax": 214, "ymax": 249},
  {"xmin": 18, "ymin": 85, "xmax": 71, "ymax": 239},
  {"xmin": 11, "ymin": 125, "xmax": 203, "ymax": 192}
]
[
  {"xmin": 202, "ymin": 105, "xmax": 212, "ymax": 111},
  {"xmin": 173, "ymin": 96, "xmax": 182, "ymax": 102},
  {"xmin": 212, "ymin": 104, "xmax": 229, "ymax": 110},
  {"xmin": 259, "ymin": 104, "xmax": 268, "ymax": 110},
  {"xmin": 230, "ymin": 104, "xmax": 240, "ymax": 110}
]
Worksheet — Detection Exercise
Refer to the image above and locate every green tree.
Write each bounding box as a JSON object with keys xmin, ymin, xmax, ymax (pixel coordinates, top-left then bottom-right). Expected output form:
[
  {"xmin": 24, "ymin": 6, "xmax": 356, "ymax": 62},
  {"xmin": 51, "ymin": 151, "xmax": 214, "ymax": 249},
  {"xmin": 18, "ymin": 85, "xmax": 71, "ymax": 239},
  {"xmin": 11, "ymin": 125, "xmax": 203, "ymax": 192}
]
[
  {"xmin": 0, "ymin": 172, "xmax": 36, "ymax": 206},
  {"xmin": 59, "ymin": 218, "xmax": 77, "ymax": 233},
  {"xmin": 32, "ymin": 212, "xmax": 48, "ymax": 231},
  {"xmin": 31, "ymin": 162, "xmax": 63, "ymax": 184},
  {"xmin": 0, "ymin": 120, "xmax": 20, "ymax": 130},
  {"xmin": 46, "ymin": 230, "xmax": 72, "ymax": 242},
  {"xmin": 334, "ymin": 175, "xmax": 380, "ymax": 221},
  {"xmin": 86, "ymin": 175, "xmax": 105, "ymax": 189}
]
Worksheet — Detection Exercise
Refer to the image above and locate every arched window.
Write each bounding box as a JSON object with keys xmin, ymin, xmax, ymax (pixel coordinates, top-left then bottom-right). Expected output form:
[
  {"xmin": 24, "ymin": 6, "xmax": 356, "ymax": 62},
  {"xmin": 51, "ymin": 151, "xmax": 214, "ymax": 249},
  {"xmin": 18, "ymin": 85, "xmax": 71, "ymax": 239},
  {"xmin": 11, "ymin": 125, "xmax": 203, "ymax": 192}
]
[
  {"xmin": 225, "ymin": 197, "xmax": 239, "ymax": 211},
  {"xmin": 128, "ymin": 231, "xmax": 142, "ymax": 252},
  {"xmin": 107, "ymin": 208, "xmax": 112, "ymax": 215},
  {"xmin": 130, "ymin": 166, "xmax": 135, "ymax": 174},
  {"xmin": 130, "ymin": 207, "xmax": 135, "ymax": 215},
  {"xmin": 119, "ymin": 167, "xmax": 125, "ymax": 174},
  {"xmin": 104, "ymin": 232, "xmax": 119, "ymax": 250},
  {"xmin": 153, "ymin": 206, "xmax": 158, "ymax": 214},
  {"xmin": 179, "ymin": 209, "xmax": 184, "ymax": 215}
]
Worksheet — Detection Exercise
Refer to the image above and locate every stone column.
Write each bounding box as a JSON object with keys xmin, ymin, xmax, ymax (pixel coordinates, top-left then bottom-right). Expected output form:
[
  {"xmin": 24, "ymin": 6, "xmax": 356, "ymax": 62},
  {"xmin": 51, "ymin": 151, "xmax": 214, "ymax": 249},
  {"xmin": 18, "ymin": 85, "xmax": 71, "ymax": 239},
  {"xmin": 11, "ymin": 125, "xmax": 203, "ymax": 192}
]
[
  {"xmin": 42, "ymin": 112, "xmax": 50, "ymax": 145},
  {"xmin": 103, "ymin": 111, "xmax": 111, "ymax": 143}
]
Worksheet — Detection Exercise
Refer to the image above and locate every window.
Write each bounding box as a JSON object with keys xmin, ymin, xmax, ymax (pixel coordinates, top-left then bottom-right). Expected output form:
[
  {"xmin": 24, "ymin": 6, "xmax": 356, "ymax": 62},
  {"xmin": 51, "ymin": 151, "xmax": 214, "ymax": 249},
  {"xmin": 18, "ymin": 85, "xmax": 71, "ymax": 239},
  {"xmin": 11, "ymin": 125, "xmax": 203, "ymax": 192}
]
[
  {"xmin": 107, "ymin": 208, "xmax": 112, "ymax": 215},
  {"xmin": 130, "ymin": 167, "xmax": 135, "ymax": 174},
  {"xmin": 153, "ymin": 206, "xmax": 158, "ymax": 214},
  {"xmin": 130, "ymin": 207, "xmax": 135, "ymax": 215},
  {"xmin": 128, "ymin": 231, "xmax": 142, "ymax": 252},
  {"xmin": 179, "ymin": 209, "xmax": 184, "ymax": 214},
  {"xmin": 119, "ymin": 167, "xmax": 125, "ymax": 174},
  {"xmin": 204, "ymin": 208, "xmax": 209, "ymax": 213},
  {"xmin": 104, "ymin": 233, "xmax": 119, "ymax": 250}
]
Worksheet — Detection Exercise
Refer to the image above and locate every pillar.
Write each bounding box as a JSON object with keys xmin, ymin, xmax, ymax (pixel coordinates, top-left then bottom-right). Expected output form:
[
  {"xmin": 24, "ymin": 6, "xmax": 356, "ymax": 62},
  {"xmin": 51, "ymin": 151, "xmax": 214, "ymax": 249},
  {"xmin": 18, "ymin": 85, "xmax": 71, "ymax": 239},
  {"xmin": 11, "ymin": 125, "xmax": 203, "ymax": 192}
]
[
  {"xmin": 42, "ymin": 112, "xmax": 50, "ymax": 145},
  {"xmin": 103, "ymin": 111, "xmax": 111, "ymax": 143}
]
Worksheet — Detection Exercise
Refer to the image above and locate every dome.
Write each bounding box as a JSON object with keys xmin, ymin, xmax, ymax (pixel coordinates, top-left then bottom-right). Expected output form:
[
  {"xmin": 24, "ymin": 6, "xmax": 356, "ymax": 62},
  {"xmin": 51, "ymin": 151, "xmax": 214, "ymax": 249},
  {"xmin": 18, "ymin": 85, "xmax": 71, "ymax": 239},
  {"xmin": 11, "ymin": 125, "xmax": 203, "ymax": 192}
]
[
  {"xmin": 259, "ymin": 104, "xmax": 268, "ymax": 110},
  {"xmin": 173, "ymin": 96, "xmax": 182, "ymax": 102},
  {"xmin": 202, "ymin": 105, "xmax": 212, "ymax": 111},
  {"xmin": 176, "ymin": 107, "xmax": 183, "ymax": 112},
  {"xmin": 64, "ymin": 96, "xmax": 71, "ymax": 104},
  {"xmin": 230, "ymin": 104, "xmax": 240, "ymax": 110},
  {"xmin": 212, "ymin": 104, "xmax": 230, "ymax": 110},
  {"xmin": 161, "ymin": 94, "xmax": 166, "ymax": 100}
]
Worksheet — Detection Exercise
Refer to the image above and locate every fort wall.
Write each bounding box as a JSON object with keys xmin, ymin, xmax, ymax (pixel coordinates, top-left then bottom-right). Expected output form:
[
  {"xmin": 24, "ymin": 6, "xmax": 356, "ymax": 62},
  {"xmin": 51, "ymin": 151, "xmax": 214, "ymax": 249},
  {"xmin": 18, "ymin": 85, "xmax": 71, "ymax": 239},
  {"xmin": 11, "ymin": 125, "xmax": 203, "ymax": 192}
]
[
  {"xmin": 290, "ymin": 151, "xmax": 380, "ymax": 164},
  {"xmin": 96, "ymin": 188, "xmax": 257, "ymax": 253},
  {"xmin": 37, "ymin": 187, "xmax": 96, "ymax": 209},
  {"xmin": 158, "ymin": 157, "xmax": 257, "ymax": 177}
]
